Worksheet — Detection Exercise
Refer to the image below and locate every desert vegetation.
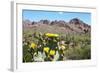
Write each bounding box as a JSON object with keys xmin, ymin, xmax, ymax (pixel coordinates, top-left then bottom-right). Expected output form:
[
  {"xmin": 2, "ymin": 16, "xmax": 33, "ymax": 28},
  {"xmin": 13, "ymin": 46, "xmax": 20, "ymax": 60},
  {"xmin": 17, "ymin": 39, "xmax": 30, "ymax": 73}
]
[{"xmin": 23, "ymin": 18, "xmax": 91, "ymax": 62}]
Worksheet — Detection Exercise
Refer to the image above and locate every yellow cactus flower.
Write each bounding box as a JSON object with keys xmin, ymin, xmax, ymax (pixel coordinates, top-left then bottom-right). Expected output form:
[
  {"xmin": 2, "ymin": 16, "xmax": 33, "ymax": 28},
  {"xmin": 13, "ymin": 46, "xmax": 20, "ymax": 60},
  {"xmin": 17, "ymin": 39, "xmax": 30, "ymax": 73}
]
[
  {"xmin": 30, "ymin": 43, "xmax": 37, "ymax": 49},
  {"xmin": 43, "ymin": 47, "xmax": 50, "ymax": 53},
  {"xmin": 49, "ymin": 50, "xmax": 55, "ymax": 56},
  {"xmin": 61, "ymin": 45, "xmax": 66, "ymax": 50},
  {"xmin": 45, "ymin": 33, "xmax": 59, "ymax": 37}
]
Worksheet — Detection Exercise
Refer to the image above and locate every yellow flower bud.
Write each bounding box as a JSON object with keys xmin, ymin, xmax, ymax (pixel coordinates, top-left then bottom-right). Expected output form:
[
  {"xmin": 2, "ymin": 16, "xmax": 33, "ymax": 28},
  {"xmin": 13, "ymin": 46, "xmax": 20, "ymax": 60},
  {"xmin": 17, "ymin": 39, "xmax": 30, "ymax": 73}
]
[
  {"xmin": 49, "ymin": 50, "xmax": 55, "ymax": 56},
  {"xmin": 43, "ymin": 47, "xmax": 50, "ymax": 53},
  {"xmin": 30, "ymin": 43, "xmax": 37, "ymax": 49}
]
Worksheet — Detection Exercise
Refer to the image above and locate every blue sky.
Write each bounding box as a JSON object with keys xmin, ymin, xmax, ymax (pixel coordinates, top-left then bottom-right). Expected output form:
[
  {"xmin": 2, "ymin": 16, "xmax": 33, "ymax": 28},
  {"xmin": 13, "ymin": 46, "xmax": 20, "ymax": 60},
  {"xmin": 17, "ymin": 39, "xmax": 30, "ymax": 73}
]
[{"xmin": 23, "ymin": 10, "xmax": 91, "ymax": 25}]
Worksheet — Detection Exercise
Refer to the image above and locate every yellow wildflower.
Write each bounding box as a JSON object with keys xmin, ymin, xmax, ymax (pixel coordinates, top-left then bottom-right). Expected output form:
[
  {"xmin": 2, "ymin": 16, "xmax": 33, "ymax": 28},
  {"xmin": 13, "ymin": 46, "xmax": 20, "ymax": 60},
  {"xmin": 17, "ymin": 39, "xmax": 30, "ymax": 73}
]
[
  {"xmin": 43, "ymin": 47, "xmax": 50, "ymax": 53},
  {"xmin": 30, "ymin": 43, "xmax": 37, "ymax": 49},
  {"xmin": 45, "ymin": 33, "xmax": 59, "ymax": 37},
  {"xmin": 61, "ymin": 45, "xmax": 66, "ymax": 50},
  {"xmin": 49, "ymin": 50, "xmax": 55, "ymax": 56}
]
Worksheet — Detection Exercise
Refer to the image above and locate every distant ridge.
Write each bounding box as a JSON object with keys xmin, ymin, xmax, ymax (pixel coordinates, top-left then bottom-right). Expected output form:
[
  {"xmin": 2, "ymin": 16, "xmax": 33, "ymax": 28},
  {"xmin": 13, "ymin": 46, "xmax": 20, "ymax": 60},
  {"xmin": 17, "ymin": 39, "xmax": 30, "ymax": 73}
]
[{"xmin": 23, "ymin": 18, "xmax": 91, "ymax": 34}]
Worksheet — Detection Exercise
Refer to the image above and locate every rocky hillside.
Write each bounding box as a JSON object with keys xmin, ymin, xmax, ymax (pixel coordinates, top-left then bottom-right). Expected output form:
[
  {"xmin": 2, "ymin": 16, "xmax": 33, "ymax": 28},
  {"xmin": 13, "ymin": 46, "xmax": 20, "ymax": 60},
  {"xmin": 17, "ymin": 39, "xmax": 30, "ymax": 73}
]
[{"xmin": 23, "ymin": 18, "xmax": 91, "ymax": 34}]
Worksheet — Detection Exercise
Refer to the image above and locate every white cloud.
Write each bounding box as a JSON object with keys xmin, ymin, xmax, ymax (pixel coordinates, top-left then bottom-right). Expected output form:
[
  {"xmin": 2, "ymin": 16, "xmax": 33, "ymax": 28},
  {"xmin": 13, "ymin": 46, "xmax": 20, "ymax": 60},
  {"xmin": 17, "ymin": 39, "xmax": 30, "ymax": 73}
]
[{"xmin": 58, "ymin": 12, "xmax": 63, "ymax": 15}]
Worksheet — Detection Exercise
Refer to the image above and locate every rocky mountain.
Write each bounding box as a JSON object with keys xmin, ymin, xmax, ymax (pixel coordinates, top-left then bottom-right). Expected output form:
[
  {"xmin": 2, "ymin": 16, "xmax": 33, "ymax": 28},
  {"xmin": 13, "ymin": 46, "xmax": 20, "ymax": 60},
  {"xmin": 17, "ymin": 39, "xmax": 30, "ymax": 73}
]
[
  {"xmin": 68, "ymin": 18, "xmax": 91, "ymax": 33},
  {"xmin": 23, "ymin": 18, "xmax": 91, "ymax": 34}
]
